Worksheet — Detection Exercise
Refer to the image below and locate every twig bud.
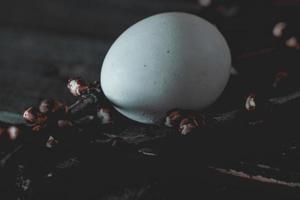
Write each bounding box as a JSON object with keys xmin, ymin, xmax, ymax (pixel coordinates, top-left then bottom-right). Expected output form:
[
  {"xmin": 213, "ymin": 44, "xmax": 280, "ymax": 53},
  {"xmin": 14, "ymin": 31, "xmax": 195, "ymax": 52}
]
[
  {"xmin": 23, "ymin": 107, "xmax": 47, "ymax": 125},
  {"xmin": 7, "ymin": 126, "xmax": 20, "ymax": 141},
  {"xmin": 67, "ymin": 78, "xmax": 89, "ymax": 96},
  {"xmin": 245, "ymin": 93, "xmax": 257, "ymax": 111}
]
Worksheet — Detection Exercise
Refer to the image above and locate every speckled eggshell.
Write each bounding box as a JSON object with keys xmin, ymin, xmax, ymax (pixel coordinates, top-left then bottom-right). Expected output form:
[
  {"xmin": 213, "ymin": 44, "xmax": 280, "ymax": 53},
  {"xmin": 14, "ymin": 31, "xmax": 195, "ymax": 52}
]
[{"xmin": 100, "ymin": 12, "xmax": 231, "ymax": 124}]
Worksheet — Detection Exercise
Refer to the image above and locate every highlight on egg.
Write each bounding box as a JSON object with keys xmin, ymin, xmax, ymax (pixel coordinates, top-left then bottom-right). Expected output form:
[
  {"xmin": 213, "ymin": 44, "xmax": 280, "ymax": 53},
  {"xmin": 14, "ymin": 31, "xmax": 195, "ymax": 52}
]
[{"xmin": 100, "ymin": 12, "xmax": 231, "ymax": 124}]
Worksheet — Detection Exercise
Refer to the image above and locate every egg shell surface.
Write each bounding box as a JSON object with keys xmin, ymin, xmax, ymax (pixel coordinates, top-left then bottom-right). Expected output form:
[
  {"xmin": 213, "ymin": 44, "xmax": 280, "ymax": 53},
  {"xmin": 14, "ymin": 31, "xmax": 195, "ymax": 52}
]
[{"xmin": 101, "ymin": 12, "xmax": 231, "ymax": 124}]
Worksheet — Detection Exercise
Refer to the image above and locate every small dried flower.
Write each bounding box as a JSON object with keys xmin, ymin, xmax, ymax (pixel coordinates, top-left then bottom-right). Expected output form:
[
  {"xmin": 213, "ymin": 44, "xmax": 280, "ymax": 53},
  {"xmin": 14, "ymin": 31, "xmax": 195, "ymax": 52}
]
[
  {"xmin": 23, "ymin": 107, "xmax": 37, "ymax": 124},
  {"xmin": 40, "ymin": 99, "xmax": 67, "ymax": 114},
  {"xmin": 178, "ymin": 117, "xmax": 200, "ymax": 135},
  {"xmin": 39, "ymin": 99, "xmax": 55, "ymax": 114},
  {"xmin": 38, "ymin": 99, "xmax": 68, "ymax": 125},
  {"xmin": 67, "ymin": 78, "xmax": 88, "ymax": 96},
  {"xmin": 285, "ymin": 36, "xmax": 300, "ymax": 49},
  {"xmin": 23, "ymin": 107, "xmax": 48, "ymax": 125},
  {"xmin": 273, "ymin": 22, "xmax": 287, "ymax": 38},
  {"xmin": 46, "ymin": 136, "xmax": 58, "ymax": 148},
  {"xmin": 97, "ymin": 107, "xmax": 113, "ymax": 124},
  {"xmin": 164, "ymin": 110, "xmax": 205, "ymax": 134},
  {"xmin": 164, "ymin": 110, "xmax": 182, "ymax": 128},
  {"xmin": 7, "ymin": 126, "xmax": 20, "ymax": 141},
  {"xmin": 245, "ymin": 93, "xmax": 256, "ymax": 111}
]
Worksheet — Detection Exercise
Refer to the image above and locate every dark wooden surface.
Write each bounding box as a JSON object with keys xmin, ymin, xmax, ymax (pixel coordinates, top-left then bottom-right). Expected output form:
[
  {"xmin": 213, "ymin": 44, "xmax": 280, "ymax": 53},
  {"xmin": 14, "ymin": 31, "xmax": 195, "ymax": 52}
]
[{"xmin": 1, "ymin": 0, "xmax": 300, "ymax": 199}]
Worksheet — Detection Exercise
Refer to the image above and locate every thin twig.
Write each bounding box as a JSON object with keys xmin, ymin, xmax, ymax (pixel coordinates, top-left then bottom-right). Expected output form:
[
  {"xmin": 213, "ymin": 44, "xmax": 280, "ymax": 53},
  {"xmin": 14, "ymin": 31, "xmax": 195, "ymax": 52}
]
[
  {"xmin": 0, "ymin": 144, "xmax": 23, "ymax": 168},
  {"xmin": 269, "ymin": 90, "xmax": 300, "ymax": 105},
  {"xmin": 210, "ymin": 166, "xmax": 300, "ymax": 188}
]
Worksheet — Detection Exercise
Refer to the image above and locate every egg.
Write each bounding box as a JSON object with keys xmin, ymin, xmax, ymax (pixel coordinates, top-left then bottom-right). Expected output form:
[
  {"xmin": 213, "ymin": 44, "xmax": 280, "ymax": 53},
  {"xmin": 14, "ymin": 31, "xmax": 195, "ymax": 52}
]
[{"xmin": 100, "ymin": 12, "xmax": 231, "ymax": 124}]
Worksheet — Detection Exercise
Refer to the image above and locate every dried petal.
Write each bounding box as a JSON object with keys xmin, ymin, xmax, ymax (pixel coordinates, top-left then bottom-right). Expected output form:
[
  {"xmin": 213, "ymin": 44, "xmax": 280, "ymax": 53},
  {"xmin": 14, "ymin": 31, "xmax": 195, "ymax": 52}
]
[
  {"xmin": 23, "ymin": 107, "xmax": 37, "ymax": 124},
  {"xmin": 46, "ymin": 136, "xmax": 58, "ymax": 148},
  {"xmin": 164, "ymin": 110, "xmax": 182, "ymax": 127},
  {"xmin": 178, "ymin": 116, "xmax": 203, "ymax": 135},
  {"xmin": 38, "ymin": 99, "xmax": 68, "ymax": 124},
  {"xmin": 179, "ymin": 118, "xmax": 198, "ymax": 135},
  {"xmin": 180, "ymin": 123, "xmax": 197, "ymax": 135},
  {"xmin": 39, "ymin": 99, "xmax": 54, "ymax": 114},
  {"xmin": 23, "ymin": 107, "xmax": 47, "ymax": 125},
  {"xmin": 245, "ymin": 93, "xmax": 256, "ymax": 111},
  {"xmin": 7, "ymin": 126, "xmax": 20, "ymax": 141},
  {"xmin": 97, "ymin": 107, "xmax": 113, "ymax": 124},
  {"xmin": 273, "ymin": 22, "xmax": 287, "ymax": 38},
  {"xmin": 285, "ymin": 36, "xmax": 300, "ymax": 49},
  {"xmin": 67, "ymin": 78, "xmax": 88, "ymax": 96}
]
